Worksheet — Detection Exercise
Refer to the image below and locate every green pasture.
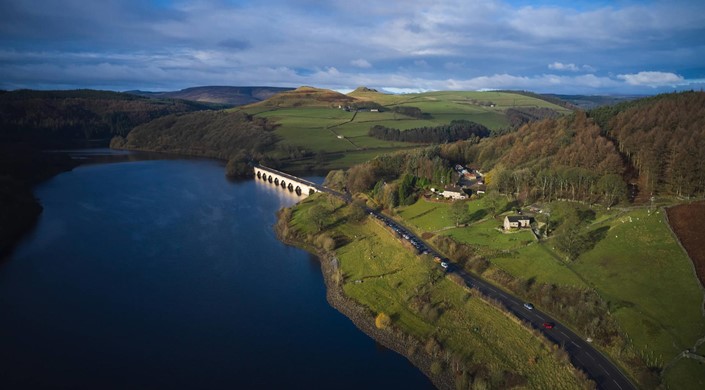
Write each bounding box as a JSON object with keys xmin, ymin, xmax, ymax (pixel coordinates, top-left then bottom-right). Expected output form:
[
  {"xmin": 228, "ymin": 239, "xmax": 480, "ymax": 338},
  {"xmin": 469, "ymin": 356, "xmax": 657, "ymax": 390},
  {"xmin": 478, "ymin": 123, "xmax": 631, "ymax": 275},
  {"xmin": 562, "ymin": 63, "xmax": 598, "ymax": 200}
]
[
  {"xmin": 247, "ymin": 91, "xmax": 572, "ymax": 161},
  {"xmin": 571, "ymin": 209, "xmax": 705, "ymax": 385},
  {"xmin": 392, "ymin": 196, "xmax": 705, "ymax": 388},
  {"xmin": 287, "ymin": 195, "xmax": 587, "ymax": 388}
]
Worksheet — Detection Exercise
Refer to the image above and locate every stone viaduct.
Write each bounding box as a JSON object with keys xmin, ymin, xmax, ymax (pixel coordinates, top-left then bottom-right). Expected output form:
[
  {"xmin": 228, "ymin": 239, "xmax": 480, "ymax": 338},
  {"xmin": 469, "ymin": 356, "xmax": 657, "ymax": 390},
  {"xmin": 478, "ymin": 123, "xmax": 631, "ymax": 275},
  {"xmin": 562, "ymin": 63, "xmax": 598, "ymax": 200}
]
[{"xmin": 253, "ymin": 165, "xmax": 320, "ymax": 197}]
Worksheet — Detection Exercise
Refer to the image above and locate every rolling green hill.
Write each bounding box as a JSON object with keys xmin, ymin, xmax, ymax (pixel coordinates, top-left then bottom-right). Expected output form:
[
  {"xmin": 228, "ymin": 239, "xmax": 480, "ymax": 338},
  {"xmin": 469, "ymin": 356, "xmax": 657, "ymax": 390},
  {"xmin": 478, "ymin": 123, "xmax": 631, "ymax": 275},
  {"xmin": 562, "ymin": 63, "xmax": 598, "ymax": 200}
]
[{"xmin": 239, "ymin": 87, "xmax": 572, "ymax": 170}]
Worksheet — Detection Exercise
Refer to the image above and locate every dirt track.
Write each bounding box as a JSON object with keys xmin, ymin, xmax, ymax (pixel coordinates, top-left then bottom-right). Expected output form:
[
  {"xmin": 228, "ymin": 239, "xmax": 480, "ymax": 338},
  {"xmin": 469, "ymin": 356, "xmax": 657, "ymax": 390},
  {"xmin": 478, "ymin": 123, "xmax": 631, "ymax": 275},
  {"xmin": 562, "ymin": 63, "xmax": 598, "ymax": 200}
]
[{"xmin": 666, "ymin": 201, "xmax": 705, "ymax": 288}]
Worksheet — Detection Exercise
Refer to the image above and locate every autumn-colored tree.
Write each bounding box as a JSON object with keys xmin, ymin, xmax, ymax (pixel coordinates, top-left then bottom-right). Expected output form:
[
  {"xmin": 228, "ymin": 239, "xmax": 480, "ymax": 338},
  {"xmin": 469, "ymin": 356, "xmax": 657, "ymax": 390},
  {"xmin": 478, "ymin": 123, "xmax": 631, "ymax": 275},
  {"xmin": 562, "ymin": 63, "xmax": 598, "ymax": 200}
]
[{"xmin": 375, "ymin": 312, "xmax": 391, "ymax": 329}]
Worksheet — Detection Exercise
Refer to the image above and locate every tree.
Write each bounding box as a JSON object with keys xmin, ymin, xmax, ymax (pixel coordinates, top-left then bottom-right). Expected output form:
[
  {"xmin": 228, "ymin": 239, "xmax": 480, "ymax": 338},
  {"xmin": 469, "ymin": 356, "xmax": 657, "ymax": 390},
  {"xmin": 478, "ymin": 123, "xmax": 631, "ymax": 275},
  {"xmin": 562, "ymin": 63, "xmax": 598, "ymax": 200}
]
[
  {"xmin": 348, "ymin": 199, "xmax": 367, "ymax": 223},
  {"xmin": 375, "ymin": 312, "xmax": 391, "ymax": 329},
  {"xmin": 597, "ymin": 174, "xmax": 626, "ymax": 207},
  {"xmin": 323, "ymin": 169, "xmax": 346, "ymax": 191},
  {"xmin": 450, "ymin": 200, "xmax": 468, "ymax": 227},
  {"xmin": 484, "ymin": 190, "xmax": 502, "ymax": 218},
  {"xmin": 308, "ymin": 204, "xmax": 328, "ymax": 232},
  {"xmin": 553, "ymin": 205, "xmax": 591, "ymax": 261}
]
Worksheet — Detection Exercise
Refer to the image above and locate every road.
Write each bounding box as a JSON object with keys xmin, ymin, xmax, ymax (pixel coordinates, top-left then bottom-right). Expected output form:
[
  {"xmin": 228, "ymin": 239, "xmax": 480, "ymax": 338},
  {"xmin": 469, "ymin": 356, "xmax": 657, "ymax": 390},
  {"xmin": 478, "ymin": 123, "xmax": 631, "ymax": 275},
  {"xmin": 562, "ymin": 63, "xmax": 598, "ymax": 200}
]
[
  {"xmin": 311, "ymin": 182, "xmax": 635, "ymax": 389},
  {"xmin": 372, "ymin": 210, "xmax": 635, "ymax": 390}
]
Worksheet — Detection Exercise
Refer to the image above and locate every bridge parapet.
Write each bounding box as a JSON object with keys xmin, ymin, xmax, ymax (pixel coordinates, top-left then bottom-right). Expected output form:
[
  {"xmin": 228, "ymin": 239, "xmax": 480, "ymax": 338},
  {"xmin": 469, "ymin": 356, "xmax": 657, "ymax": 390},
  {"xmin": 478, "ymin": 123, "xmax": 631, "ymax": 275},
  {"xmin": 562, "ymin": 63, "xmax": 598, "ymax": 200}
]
[{"xmin": 254, "ymin": 165, "xmax": 320, "ymax": 197}]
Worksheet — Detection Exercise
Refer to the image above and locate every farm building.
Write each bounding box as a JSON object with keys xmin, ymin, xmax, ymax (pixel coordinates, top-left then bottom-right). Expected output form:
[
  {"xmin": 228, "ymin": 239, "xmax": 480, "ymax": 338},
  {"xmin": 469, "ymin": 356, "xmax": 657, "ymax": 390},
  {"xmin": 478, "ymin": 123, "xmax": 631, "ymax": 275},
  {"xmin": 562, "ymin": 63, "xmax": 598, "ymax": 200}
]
[{"xmin": 503, "ymin": 215, "xmax": 532, "ymax": 230}]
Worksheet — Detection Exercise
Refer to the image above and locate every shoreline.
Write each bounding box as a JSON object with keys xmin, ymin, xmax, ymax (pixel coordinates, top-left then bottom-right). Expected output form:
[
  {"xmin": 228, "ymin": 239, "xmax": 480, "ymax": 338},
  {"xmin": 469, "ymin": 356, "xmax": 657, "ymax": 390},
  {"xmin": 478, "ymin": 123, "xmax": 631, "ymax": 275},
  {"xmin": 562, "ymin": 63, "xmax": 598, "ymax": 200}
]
[{"xmin": 276, "ymin": 233, "xmax": 454, "ymax": 390}]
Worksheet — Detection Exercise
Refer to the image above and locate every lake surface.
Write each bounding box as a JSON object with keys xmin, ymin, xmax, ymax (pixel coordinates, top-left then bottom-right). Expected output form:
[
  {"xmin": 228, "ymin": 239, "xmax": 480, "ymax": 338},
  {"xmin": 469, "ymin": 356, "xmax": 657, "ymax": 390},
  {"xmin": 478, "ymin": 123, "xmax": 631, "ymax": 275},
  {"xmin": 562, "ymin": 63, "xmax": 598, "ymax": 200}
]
[{"xmin": 0, "ymin": 156, "xmax": 433, "ymax": 389}]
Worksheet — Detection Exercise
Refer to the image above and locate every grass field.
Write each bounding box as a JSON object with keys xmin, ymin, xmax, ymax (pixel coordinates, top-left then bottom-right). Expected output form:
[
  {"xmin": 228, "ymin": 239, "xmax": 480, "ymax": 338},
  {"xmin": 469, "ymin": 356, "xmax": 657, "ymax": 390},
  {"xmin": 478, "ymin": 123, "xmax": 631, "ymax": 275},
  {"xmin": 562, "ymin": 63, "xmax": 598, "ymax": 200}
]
[
  {"xmin": 285, "ymin": 194, "xmax": 588, "ymax": 389},
  {"xmin": 392, "ymin": 196, "xmax": 705, "ymax": 388},
  {"xmin": 572, "ymin": 208, "xmax": 705, "ymax": 389},
  {"xmin": 242, "ymin": 90, "xmax": 570, "ymax": 168}
]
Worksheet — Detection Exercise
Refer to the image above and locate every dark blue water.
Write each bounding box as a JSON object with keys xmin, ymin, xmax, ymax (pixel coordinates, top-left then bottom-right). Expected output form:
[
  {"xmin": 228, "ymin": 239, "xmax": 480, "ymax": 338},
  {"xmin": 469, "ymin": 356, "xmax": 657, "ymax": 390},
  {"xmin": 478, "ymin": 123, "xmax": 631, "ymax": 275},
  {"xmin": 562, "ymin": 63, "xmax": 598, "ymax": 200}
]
[{"xmin": 0, "ymin": 158, "xmax": 433, "ymax": 389}]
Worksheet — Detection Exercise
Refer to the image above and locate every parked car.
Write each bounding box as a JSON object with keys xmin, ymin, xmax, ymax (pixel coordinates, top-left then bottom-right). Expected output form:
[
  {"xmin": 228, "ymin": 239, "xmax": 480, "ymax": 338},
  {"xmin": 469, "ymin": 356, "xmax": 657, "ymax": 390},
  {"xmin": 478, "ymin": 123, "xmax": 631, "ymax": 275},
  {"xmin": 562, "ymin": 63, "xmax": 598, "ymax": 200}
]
[
  {"xmin": 542, "ymin": 322, "xmax": 554, "ymax": 329},
  {"xmin": 523, "ymin": 303, "xmax": 534, "ymax": 310}
]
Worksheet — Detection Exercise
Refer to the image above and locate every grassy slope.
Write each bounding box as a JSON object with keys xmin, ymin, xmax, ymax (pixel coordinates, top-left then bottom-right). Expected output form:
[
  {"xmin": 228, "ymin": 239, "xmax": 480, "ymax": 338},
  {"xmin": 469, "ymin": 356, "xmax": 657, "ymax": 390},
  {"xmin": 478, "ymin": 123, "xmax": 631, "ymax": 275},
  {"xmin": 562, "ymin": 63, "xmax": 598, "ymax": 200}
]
[
  {"xmin": 394, "ymin": 197, "xmax": 705, "ymax": 388},
  {"xmin": 572, "ymin": 208, "xmax": 705, "ymax": 389},
  {"xmin": 241, "ymin": 89, "xmax": 570, "ymax": 170},
  {"xmin": 287, "ymin": 194, "xmax": 586, "ymax": 389}
]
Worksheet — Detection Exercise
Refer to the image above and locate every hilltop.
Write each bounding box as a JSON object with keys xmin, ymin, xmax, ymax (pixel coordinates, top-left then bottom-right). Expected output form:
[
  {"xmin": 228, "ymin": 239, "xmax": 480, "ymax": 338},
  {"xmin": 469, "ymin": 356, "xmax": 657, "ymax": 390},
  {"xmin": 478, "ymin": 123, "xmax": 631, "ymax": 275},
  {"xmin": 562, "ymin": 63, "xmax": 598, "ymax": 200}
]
[
  {"xmin": 126, "ymin": 86, "xmax": 294, "ymax": 107},
  {"xmin": 244, "ymin": 86, "xmax": 357, "ymax": 108}
]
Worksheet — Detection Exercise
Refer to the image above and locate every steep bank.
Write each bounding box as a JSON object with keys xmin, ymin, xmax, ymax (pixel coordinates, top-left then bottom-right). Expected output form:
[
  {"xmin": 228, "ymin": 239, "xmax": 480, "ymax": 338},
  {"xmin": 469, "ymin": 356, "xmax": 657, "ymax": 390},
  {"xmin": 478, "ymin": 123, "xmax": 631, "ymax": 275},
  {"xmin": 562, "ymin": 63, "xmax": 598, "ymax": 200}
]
[{"xmin": 0, "ymin": 143, "xmax": 79, "ymax": 258}]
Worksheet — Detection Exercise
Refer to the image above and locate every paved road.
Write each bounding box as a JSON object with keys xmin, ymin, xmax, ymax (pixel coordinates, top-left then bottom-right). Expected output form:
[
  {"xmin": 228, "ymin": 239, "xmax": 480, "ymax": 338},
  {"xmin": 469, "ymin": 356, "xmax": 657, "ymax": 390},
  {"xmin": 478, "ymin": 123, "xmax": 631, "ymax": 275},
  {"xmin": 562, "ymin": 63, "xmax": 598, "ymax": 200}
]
[
  {"xmin": 371, "ymin": 211, "xmax": 635, "ymax": 390},
  {"xmin": 310, "ymin": 181, "xmax": 635, "ymax": 389}
]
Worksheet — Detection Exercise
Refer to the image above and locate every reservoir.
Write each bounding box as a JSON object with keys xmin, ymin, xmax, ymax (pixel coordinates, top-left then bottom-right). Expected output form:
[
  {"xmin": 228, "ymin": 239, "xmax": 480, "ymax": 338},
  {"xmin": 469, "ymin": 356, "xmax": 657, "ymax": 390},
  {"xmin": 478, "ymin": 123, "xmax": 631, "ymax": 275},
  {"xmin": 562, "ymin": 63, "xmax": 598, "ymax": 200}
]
[{"xmin": 0, "ymin": 155, "xmax": 433, "ymax": 389}]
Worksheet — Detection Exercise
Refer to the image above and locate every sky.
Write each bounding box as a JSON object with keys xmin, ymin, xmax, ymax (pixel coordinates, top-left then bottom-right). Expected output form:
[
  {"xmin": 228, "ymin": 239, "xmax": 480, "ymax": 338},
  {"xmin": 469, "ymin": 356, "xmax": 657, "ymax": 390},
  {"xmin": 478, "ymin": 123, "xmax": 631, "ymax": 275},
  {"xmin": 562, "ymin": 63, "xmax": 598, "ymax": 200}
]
[{"xmin": 1, "ymin": 0, "xmax": 704, "ymax": 94}]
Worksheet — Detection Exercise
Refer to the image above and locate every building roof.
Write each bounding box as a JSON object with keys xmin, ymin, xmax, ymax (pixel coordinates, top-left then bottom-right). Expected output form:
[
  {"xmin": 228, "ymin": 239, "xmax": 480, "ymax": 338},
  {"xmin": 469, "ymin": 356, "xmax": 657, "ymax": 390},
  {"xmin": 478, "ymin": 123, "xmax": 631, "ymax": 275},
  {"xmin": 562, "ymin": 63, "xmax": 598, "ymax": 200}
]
[{"xmin": 505, "ymin": 215, "xmax": 531, "ymax": 222}]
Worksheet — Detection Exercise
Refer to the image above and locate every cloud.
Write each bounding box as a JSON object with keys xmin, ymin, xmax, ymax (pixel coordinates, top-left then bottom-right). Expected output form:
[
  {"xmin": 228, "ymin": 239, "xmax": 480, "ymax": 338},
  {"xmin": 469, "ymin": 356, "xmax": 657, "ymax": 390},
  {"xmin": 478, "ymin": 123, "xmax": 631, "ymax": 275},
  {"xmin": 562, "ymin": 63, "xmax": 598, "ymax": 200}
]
[
  {"xmin": 350, "ymin": 58, "xmax": 372, "ymax": 68},
  {"xmin": 617, "ymin": 71, "xmax": 684, "ymax": 87},
  {"xmin": 0, "ymin": 0, "xmax": 703, "ymax": 94},
  {"xmin": 548, "ymin": 62, "xmax": 597, "ymax": 73},
  {"xmin": 548, "ymin": 62, "xmax": 580, "ymax": 72}
]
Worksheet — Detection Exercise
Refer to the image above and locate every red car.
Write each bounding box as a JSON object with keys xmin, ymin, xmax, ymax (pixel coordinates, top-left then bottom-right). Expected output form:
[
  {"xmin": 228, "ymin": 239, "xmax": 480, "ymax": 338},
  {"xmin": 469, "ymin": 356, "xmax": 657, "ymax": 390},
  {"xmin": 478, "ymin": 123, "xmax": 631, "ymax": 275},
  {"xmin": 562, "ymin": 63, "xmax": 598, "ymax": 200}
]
[{"xmin": 542, "ymin": 322, "xmax": 554, "ymax": 329}]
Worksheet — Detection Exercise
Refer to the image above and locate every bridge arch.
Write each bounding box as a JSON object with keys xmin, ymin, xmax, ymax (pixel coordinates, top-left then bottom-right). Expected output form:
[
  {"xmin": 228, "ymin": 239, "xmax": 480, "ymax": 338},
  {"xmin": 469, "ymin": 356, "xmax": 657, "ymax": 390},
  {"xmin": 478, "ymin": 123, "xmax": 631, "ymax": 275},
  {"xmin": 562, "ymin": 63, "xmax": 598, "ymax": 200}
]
[{"xmin": 253, "ymin": 165, "xmax": 320, "ymax": 198}]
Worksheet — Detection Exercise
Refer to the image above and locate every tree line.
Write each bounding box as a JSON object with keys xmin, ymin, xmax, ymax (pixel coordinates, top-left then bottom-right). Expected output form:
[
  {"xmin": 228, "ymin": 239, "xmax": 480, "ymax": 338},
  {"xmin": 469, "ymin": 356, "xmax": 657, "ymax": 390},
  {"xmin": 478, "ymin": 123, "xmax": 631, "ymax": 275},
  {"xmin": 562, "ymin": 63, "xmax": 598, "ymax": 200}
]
[{"xmin": 368, "ymin": 119, "xmax": 490, "ymax": 144}]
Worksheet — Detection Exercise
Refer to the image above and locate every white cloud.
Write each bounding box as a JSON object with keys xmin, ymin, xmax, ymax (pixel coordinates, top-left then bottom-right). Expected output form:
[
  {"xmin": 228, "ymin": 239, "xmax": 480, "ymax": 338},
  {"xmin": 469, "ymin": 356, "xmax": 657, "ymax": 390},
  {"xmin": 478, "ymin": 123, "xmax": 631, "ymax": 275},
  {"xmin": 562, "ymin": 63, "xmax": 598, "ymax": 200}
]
[
  {"xmin": 548, "ymin": 62, "xmax": 580, "ymax": 72},
  {"xmin": 548, "ymin": 62, "xmax": 597, "ymax": 73},
  {"xmin": 617, "ymin": 71, "xmax": 684, "ymax": 86},
  {"xmin": 350, "ymin": 58, "xmax": 372, "ymax": 68}
]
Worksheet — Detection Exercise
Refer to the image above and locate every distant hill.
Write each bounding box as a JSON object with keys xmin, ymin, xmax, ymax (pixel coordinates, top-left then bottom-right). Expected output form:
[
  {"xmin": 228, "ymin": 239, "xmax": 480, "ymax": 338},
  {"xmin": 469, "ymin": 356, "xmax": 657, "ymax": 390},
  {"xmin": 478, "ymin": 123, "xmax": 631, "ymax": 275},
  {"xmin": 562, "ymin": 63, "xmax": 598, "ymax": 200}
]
[
  {"xmin": 244, "ymin": 86, "xmax": 357, "ymax": 108},
  {"xmin": 545, "ymin": 94, "xmax": 643, "ymax": 110},
  {"xmin": 127, "ymin": 86, "xmax": 294, "ymax": 107}
]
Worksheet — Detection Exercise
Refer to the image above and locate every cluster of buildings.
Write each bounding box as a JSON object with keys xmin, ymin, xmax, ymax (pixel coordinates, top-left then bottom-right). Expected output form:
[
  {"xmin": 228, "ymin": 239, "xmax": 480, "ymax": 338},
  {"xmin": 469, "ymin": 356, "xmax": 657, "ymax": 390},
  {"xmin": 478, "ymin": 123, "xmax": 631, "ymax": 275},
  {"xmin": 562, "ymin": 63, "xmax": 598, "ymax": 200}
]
[{"xmin": 430, "ymin": 164, "xmax": 486, "ymax": 200}]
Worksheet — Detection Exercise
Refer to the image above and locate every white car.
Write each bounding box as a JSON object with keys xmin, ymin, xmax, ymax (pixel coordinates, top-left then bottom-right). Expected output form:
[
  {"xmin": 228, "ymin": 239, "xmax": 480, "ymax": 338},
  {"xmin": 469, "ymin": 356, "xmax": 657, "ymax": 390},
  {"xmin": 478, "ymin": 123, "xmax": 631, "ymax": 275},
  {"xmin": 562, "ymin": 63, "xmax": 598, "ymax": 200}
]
[{"xmin": 523, "ymin": 303, "xmax": 534, "ymax": 310}]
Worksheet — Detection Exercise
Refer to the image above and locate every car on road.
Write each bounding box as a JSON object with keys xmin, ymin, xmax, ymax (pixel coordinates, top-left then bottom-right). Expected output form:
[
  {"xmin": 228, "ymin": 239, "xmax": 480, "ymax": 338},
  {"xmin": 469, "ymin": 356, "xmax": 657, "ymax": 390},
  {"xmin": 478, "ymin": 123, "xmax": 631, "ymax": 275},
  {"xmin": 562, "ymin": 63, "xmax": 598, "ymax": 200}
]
[
  {"xmin": 542, "ymin": 322, "xmax": 554, "ymax": 329},
  {"xmin": 440, "ymin": 261, "xmax": 449, "ymax": 270},
  {"xmin": 523, "ymin": 303, "xmax": 534, "ymax": 310}
]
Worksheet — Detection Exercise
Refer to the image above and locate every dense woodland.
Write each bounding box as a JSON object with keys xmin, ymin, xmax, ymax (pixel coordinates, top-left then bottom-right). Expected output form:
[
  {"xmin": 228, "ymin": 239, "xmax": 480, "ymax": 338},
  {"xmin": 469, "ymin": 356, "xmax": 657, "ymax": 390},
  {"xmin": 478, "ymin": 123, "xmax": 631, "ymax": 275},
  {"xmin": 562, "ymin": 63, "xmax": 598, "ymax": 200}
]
[
  {"xmin": 344, "ymin": 91, "xmax": 705, "ymax": 209},
  {"xmin": 0, "ymin": 89, "xmax": 213, "ymax": 147},
  {"xmin": 504, "ymin": 107, "xmax": 561, "ymax": 129},
  {"xmin": 368, "ymin": 120, "xmax": 490, "ymax": 144},
  {"xmin": 112, "ymin": 110, "xmax": 280, "ymax": 176},
  {"xmin": 594, "ymin": 91, "xmax": 705, "ymax": 197}
]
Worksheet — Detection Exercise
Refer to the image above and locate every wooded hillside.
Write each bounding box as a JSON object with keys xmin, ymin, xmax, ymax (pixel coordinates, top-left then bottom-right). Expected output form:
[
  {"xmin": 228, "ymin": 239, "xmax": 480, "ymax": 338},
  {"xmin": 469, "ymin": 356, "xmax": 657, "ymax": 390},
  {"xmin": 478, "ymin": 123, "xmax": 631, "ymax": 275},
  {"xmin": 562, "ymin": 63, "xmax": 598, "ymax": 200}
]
[
  {"xmin": 0, "ymin": 89, "xmax": 212, "ymax": 147},
  {"xmin": 113, "ymin": 110, "xmax": 278, "ymax": 161},
  {"xmin": 598, "ymin": 91, "xmax": 705, "ymax": 197}
]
